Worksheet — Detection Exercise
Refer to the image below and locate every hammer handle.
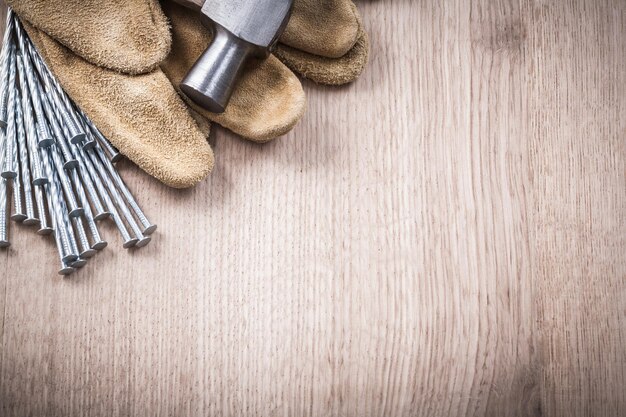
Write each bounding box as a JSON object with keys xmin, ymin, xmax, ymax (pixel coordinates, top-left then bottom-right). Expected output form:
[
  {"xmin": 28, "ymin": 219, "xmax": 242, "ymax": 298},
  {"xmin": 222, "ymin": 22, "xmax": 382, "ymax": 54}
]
[{"xmin": 180, "ymin": 25, "xmax": 255, "ymax": 114}]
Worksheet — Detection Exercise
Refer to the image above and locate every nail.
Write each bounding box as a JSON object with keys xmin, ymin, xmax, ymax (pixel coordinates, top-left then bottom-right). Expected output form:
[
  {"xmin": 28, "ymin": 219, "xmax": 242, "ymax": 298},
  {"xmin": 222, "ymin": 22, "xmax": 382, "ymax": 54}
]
[
  {"xmin": 75, "ymin": 145, "xmax": 111, "ymax": 220},
  {"xmin": 15, "ymin": 86, "xmax": 38, "ymax": 225},
  {"xmin": 49, "ymin": 194, "xmax": 77, "ymax": 263},
  {"xmin": 62, "ymin": 158, "xmax": 95, "ymax": 257},
  {"xmin": 83, "ymin": 150, "xmax": 137, "ymax": 248},
  {"xmin": 10, "ymin": 179, "xmax": 26, "ymax": 222},
  {"xmin": 1, "ymin": 45, "xmax": 18, "ymax": 179},
  {"xmin": 0, "ymin": 178, "xmax": 9, "ymax": 247},
  {"xmin": 16, "ymin": 54, "xmax": 46, "ymax": 185},
  {"xmin": 89, "ymin": 149, "xmax": 150, "ymax": 248},
  {"xmin": 34, "ymin": 184, "xmax": 52, "ymax": 235},
  {"xmin": 0, "ymin": 10, "xmax": 14, "ymax": 128},
  {"xmin": 50, "ymin": 212, "xmax": 77, "ymax": 275},
  {"xmin": 53, "ymin": 112, "xmax": 109, "ymax": 223},
  {"xmin": 10, "ymin": 93, "xmax": 27, "ymax": 223},
  {"xmin": 47, "ymin": 145, "xmax": 83, "ymax": 218},
  {"xmin": 32, "ymin": 76, "xmax": 78, "ymax": 170},
  {"xmin": 24, "ymin": 39, "xmax": 86, "ymax": 145},
  {"xmin": 52, "ymin": 208, "xmax": 76, "ymax": 276},
  {"xmin": 42, "ymin": 150, "xmax": 77, "ymax": 263},
  {"xmin": 80, "ymin": 164, "xmax": 109, "ymax": 220},
  {"xmin": 72, "ymin": 161, "xmax": 107, "ymax": 250},
  {"xmin": 93, "ymin": 145, "xmax": 156, "ymax": 235},
  {"xmin": 72, "ymin": 215, "xmax": 96, "ymax": 258},
  {"xmin": 14, "ymin": 22, "xmax": 54, "ymax": 148},
  {"xmin": 45, "ymin": 183, "xmax": 76, "ymax": 273}
]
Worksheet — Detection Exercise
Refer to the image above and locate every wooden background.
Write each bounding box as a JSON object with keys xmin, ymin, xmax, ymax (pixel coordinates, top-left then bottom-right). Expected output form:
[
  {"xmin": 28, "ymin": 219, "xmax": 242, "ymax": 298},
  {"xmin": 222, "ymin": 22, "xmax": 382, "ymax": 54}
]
[{"xmin": 1, "ymin": 0, "xmax": 625, "ymax": 416}]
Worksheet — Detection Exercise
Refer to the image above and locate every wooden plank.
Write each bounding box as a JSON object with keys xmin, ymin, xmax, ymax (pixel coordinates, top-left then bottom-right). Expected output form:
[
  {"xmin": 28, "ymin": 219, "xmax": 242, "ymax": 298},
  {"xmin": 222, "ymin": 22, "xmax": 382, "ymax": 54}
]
[{"xmin": 0, "ymin": 0, "xmax": 623, "ymax": 416}]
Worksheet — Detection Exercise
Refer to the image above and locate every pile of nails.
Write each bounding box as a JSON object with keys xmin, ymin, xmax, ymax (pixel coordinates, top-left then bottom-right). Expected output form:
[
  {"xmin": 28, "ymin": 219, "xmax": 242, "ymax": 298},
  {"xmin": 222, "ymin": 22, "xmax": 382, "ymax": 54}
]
[{"xmin": 0, "ymin": 9, "xmax": 156, "ymax": 276}]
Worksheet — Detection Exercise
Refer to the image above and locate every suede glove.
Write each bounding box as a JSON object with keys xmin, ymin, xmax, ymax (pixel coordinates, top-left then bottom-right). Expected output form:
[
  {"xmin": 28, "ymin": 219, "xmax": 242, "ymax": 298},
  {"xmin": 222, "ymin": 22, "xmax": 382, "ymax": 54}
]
[{"xmin": 7, "ymin": 0, "xmax": 368, "ymax": 188}]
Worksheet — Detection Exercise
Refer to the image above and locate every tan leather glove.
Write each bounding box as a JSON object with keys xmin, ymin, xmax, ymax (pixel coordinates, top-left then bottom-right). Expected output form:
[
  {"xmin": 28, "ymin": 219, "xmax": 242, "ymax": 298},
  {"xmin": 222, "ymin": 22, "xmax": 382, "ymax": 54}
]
[{"xmin": 277, "ymin": 0, "xmax": 369, "ymax": 85}]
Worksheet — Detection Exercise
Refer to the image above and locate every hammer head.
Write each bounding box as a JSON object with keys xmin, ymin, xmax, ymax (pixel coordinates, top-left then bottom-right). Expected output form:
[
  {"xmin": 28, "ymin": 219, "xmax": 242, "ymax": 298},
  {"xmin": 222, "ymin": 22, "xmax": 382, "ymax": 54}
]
[
  {"xmin": 201, "ymin": 0, "xmax": 293, "ymax": 50},
  {"xmin": 173, "ymin": 0, "xmax": 294, "ymax": 113}
]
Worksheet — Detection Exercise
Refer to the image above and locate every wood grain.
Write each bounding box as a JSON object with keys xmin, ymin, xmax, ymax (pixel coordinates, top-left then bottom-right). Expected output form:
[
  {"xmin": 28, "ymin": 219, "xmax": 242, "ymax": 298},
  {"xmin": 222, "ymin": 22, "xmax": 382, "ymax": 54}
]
[{"xmin": 0, "ymin": 1, "xmax": 624, "ymax": 416}]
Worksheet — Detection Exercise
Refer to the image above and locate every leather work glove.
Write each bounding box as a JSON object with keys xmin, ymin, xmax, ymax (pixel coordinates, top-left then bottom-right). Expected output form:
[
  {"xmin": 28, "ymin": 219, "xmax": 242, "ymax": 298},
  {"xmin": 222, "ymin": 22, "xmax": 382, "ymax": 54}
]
[{"xmin": 7, "ymin": 0, "xmax": 368, "ymax": 188}]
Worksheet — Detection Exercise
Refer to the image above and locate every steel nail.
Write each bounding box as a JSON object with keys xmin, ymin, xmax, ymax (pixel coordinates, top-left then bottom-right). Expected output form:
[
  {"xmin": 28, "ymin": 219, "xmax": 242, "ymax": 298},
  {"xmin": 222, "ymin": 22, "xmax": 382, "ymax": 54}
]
[
  {"xmin": 93, "ymin": 145, "xmax": 156, "ymax": 235},
  {"xmin": 27, "ymin": 53, "xmax": 85, "ymax": 145},
  {"xmin": 24, "ymin": 40, "xmax": 86, "ymax": 145},
  {"xmin": 75, "ymin": 145, "xmax": 111, "ymax": 220},
  {"xmin": 48, "ymin": 194, "xmax": 75, "ymax": 275},
  {"xmin": 29, "ymin": 104, "xmax": 79, "ymax": 263},
  {"xmin": 83, "ymin": 151, "xmax": 137, "ymax": 248},
  {"xmin": 65, "ymin": 167, "xmax": 96, "ymax": 256},
  {"xmin": 72, "ymin": 159, "xmax": 107, "ymax": 250},
  {"xmin": 16, "ymin": 53, "xmax": 46, "ymax": 185},
  {"xmin": 47, "ymin": 144, "xmax": 83, "ymax": 218},
  {"xmin": 15, "ymin": 86, "xmax": 38, "ymax": 225},
  {"xmin": 55, "ymin": 111, "xmax": 110, "ymax": 223},
  {"xmin": 89, "ymin": 149, "xmax": 150, "ymax": 247},
  {"xmin": 10, "ymin": 179, "xmax": 26, "ymax": 222},
  {"xmin": 63, "ymin": 126, "xmax": 108, "ymax": 221},
  {"xmin": 34, "ymin": 184, "xmax": 52, "ymax": 235},
  {"xmin": 52, "ymin": 208, "xmax": 76, "ymax": 276},
  {"xmin": 51, "ymin": 212, "xmax": 76, "ymax": 275},
  {"xmin": 14, "ymin": 22, "xmax": 54, "ymax": 148},
  {"xmin": 0, "ymin": 10, "xmax": 14, "ymax": 128},
  {"xmin": 50, "ymin": 183, "xmax": 78, "ymax": 263},
  {"xmin": 31, "ymin": 75, "xmax": 78, "ymax": 170},
  {"xmin": 40, "ymin": 147, "xmax": 77, "ymax": 262},
  {"xmin": 0, "ymin": 178, "xmax": 9, "ymax": 247},
  {"xmin": 1, "ymin": 45, "xmax": 18, "ymax": 179},
  {"xmin": 72, "ymin": 215, "xmax": 96, "ymax": 258}
]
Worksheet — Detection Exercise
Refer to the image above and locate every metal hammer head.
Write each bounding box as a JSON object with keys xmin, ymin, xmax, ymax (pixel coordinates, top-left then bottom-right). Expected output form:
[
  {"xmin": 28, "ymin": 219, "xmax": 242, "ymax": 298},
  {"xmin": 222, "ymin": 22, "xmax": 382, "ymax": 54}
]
[{"xmin": 175, "ymin": 0, "xmax": 294, "ymax": 113}]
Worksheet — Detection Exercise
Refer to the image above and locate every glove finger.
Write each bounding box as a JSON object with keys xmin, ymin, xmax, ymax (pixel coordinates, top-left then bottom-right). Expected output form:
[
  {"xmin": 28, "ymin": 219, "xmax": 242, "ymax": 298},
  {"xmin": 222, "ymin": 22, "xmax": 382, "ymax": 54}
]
[
  {"xmin": 25, "ymin": 22, "xmax": 214, "ymax": 189},
  {"xmin": 281, "ymin": 0, "xmax": 360, "ymax": 59},
  {"xmin": 160, "ymin": 0, "xmax": 306, "ymax": 143},
  {"xmin": 275, "ymin": 19, "xmax": 369, "ymax": 85},
  {"xmin": 9, "ymin": 0, "xmax": 171, "ymax": 74}
]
